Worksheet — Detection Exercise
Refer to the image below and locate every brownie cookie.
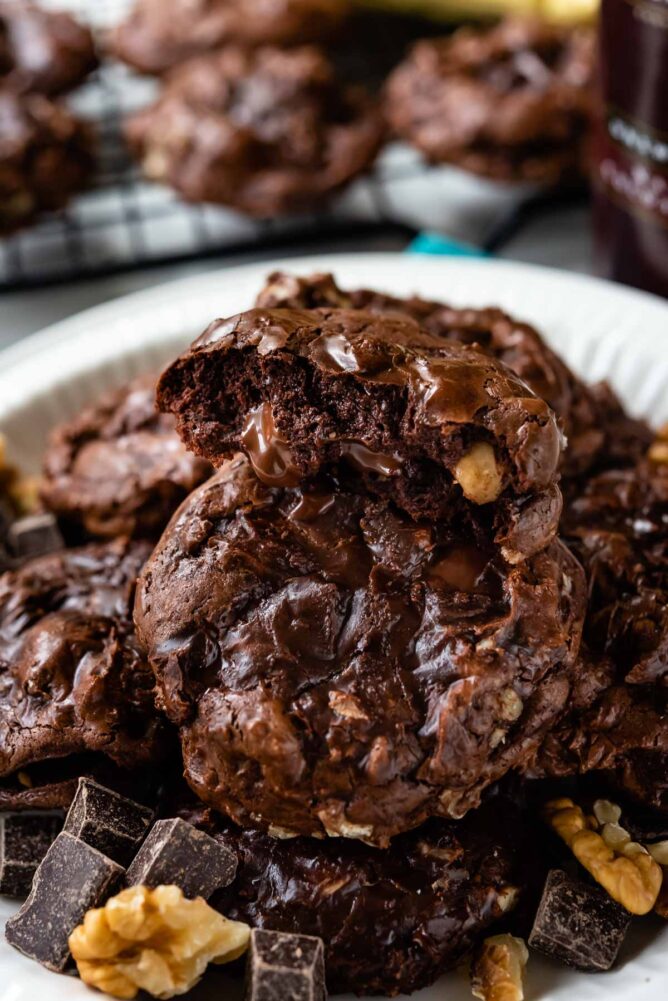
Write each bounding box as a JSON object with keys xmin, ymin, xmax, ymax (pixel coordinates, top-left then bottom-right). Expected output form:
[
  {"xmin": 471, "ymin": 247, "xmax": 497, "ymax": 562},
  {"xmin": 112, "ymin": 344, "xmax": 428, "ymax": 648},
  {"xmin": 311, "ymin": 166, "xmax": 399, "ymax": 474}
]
[
  {"xmin": 179, "ymin": 796, "xmax": 534, "ymax": 995},
  {"xmin": 125, "ymin": 46, "xmax": 383, "ymax": 217},
  {"xmin": 0, "ymin": 537, "xmax": 168, "ymax": 783},
  {"xmin": 563, "ymin": 459, "xmax": 668, "ymax": 686},
  {"xmin": 0, "ymin": 2, "xmax": 97, "ymax": 96},
  {"xmin": 0, "ymin": 90, "xmax": 94, "ymax": 235},
  {"xmin": 384, "ymin": 17, "xmax": 594, "ymax": 185},
  {"xmin": 157, "ymin": 306, "xmax": 564, "ymax": 561},
  {"xmin": 0, "ymin": 753, "xmax": 161, "ymax": 812},
  {"xmin": 41, "ymin": 374, "xmax": 212, "ymax": 541},
  {"xmin": 256, "ymin": 272, "xmax": 652, "ymax": 480},
  {"xmin": 135, "ymin": 456, "xmax": 585, "ymax": 844},
  {"xmin": 529, "ymin": 458, "xmax": 668, "ymax": 809},
  {"xmin": 111, "ymin": 0, "xmax": 349, "ymax": 75}
]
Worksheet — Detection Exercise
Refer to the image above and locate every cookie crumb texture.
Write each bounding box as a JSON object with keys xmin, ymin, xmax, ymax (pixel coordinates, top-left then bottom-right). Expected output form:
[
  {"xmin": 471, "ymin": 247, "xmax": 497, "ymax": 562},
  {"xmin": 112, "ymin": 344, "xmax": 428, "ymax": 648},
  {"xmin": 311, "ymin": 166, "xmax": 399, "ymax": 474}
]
[
  {"xmin": 136, "ymin": 455, "xmax": 585, "ymax": 844},
  {"xmin": 385, "ymin": 17, "xmax": 594, "ymax": 186},
  {"xmin": 158, "ymin": 306, "xmax": 564, "ymax": 560},
  {"xmin": 125, "ymin": 46, "xmax": 383, "ymax": 217}
]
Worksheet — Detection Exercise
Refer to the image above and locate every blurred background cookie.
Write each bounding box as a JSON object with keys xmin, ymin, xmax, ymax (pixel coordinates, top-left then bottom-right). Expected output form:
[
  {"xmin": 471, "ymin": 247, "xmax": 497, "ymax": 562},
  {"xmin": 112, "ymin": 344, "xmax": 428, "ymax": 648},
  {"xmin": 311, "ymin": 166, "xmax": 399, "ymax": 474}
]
[
  {"xmin": 125, "ymin": 46, "xmax": 384, "ymax": 216},
  {"xmin": 110, "ymin": 0, "xmax": 350, "ymax": 75}
]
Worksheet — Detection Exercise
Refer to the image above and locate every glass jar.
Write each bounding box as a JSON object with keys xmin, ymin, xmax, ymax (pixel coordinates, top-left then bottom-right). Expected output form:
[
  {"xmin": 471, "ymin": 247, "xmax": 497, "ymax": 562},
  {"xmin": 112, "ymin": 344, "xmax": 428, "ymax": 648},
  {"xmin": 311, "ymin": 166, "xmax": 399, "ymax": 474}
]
[{"xmin": 592, "ymin": 0, "xmax": 668, "ymax": 298}]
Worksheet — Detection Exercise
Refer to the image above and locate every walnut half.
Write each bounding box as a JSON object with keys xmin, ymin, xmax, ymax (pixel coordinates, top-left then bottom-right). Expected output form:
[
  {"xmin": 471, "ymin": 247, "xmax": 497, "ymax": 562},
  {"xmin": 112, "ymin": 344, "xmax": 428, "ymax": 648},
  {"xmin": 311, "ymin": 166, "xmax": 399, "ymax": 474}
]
[
  {"xmin": 543, "ymin": 799, "xmax": 663, "ymax": 915},
  {"xmin": 471, "ymin": 934, "xmax": 528, "ymax": 1001},
  {"xmin": 69, "ymin": 884, "xmax": 250, "ymax": 999}
]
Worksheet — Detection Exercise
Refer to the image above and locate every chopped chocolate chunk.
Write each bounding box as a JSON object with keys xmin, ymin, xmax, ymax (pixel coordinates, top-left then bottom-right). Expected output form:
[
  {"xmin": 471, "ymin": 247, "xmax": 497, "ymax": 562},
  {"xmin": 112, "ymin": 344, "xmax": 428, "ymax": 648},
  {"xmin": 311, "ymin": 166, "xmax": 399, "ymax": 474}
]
[
  {"xmin": 4, "ymin": 831, "xmax": 123, "ymax": 971},
  {"xmin": 246, "ymin": 928, "xmax": 326, "ymax": 1001},
  {"xmin": 528, "ymin": 869, "xmax": 630, "ymax": 971},
  {"xmin": 7, "ymin": 512, "xmax": 64, "ymax": 560},
  {"xmin": 125, "ymin": 818, "xmax": 237, "ymax": 899},
  {"xmin": 63, "ymin": 778, "xmax": 154, "ymax": 866},
  {"xmin": 0, "ymin": 812, "xmax": 62, "ymax": 897}
]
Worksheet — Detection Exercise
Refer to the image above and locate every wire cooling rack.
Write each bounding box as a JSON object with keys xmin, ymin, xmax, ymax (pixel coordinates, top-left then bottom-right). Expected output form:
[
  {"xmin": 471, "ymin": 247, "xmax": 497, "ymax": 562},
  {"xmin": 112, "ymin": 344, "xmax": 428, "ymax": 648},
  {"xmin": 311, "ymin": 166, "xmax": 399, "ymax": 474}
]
[{"xmin": 0, "ymin": 0, "xmax": 575, "ymax": 291}]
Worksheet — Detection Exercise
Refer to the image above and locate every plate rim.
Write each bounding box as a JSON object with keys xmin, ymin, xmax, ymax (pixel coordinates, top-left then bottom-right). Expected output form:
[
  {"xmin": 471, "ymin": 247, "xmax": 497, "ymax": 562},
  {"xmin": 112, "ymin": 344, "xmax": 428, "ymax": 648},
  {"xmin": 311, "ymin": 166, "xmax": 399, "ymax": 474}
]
[{"xmin": 1, "ymin": 252, "xmax": 667, "ymax": 376}]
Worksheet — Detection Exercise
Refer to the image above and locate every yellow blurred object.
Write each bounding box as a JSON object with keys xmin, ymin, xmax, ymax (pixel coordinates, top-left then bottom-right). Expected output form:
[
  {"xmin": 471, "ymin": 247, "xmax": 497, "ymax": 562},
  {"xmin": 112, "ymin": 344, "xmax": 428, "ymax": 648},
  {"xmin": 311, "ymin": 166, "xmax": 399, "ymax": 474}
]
[{"xmin": 354, "ymin": 0, "xmax": 597, "ymax": 25}]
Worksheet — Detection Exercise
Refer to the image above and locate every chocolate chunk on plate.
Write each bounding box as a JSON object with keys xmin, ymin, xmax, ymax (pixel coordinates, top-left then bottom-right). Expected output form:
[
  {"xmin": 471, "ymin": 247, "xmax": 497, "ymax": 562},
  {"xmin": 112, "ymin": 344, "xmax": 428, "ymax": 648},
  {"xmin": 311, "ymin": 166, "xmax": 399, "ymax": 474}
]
[
  {"xmin": 63, "ymin": 777, "xmax": 154, "ymax": 866},
  {"xmin": 4, "ymin": 831, "xmax": 123, "ymax": 971},
  {"xmin": 125, "ymin": 817, "xmax": 237, "ymax": 899},
  {"xmin": 247, "ymin": 928, "xmax": 326, "ymax": 1001},
  {"xmin": 0, "ymin": 813, "xmax": 63, "ymax": 898},
  {"xmin": 529, "ymin": 869, "xmax": 631, "ymax": 971},
  {"xmin": 7, "ymin": 513, "xmax": 64, "ymax": 560}
]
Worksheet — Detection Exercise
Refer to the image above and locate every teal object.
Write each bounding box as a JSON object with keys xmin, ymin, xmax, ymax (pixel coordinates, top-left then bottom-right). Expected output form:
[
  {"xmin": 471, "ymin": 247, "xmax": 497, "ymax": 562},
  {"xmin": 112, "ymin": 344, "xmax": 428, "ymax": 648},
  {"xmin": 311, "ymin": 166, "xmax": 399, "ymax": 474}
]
[{"xmin": 407, "ymin": 232, "xmax": 489, "ymax": 257}]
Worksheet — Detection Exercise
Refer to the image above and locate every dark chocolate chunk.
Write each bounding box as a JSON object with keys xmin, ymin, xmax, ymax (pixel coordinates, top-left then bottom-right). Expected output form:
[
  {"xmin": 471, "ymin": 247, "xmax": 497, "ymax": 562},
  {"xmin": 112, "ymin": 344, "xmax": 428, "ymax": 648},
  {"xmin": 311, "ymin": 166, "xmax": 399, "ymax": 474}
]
[
  {"xmin": 4, "ymin": 831, "xmax": 123, "ymax": 971},
  {"xmin": 125, "ymin": 818, "xmax": 237, "ymax": 899},
  {"xmin": 246, "ymin": 928, "xmax": 326, "ymax": 1001},
  {"xmin": 63, "ymin": 778, "xmax": 154, "ymax": 866},
  {"xmin": 528, "ymin": 869, "xmax": 630, "ymax": 971},
  {"xmin": 0, "ymin": 813, "xmax": 63, "ymax": 898},
  {"xmin": 7, "ymin": 513, "xmax": 64, "ymax": 560}
]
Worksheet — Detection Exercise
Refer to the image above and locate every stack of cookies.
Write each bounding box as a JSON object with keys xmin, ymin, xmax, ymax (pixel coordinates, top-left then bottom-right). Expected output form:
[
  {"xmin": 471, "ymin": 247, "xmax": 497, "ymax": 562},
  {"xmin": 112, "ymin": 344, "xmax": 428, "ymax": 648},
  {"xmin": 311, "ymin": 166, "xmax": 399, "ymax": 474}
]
[
  {"xmin": 130, "ymin": 287, "xmax": 586, "ymax": 993},
  {"xmin": 1, "ymin": 274, "xmax": 666, "ymax": 997}
]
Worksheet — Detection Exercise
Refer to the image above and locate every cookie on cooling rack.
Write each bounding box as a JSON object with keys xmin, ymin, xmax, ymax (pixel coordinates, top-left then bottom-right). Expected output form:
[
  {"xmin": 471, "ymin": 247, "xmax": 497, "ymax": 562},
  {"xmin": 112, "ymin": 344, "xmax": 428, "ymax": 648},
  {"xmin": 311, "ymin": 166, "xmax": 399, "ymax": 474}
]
[
  {"xmin": 385, "ymin": 17, "xmax": 594, "ymax": 186},
  {"xmin": 111, "ymin": 0, "xmax": 349, "ymax": 75},
  {"xmin": 0, "ymin": 90, "xmax": 94, "ymax": 235},
  {"xmin": 124, "ymin": 46, "xmax": 383, "ymax": 217},
  {"xmin": 0, "ymin": 2, "xmax": 97, "ymax": 97}
]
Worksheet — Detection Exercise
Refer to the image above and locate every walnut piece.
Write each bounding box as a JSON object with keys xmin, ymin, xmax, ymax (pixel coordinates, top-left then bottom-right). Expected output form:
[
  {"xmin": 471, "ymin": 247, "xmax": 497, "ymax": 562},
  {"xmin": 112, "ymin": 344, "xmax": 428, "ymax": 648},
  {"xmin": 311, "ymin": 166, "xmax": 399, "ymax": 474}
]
[
  {"xmin": 453, "ymin": 443, "xmax": 503, "ymax": 505},
  {"xmin": 544, "ymin": 799, "xmax": 662, "ymax": 915},
  {"xmin": 471, "ymin": 933, "xmax": 528, "ymax": 1001},
  {"xmin": 69, "ymin": 884, "xmax": 250, "ymax": 999},
  {"xmin": 0, "ymin": 432, "xmax": 39, "ymax": 515}
]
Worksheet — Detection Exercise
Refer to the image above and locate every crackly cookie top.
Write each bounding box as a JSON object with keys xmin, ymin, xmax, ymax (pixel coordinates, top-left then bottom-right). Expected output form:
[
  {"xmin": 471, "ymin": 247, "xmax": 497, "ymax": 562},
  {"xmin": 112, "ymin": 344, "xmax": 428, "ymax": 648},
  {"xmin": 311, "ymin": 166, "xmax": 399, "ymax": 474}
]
[
  {"xmin": 0, "ymin": 2, "xmax": 97, "ymax": 96},
  {"xmin": 256, "ymin": 271, "xmax": 652, "ymax": 480},
  {"xmin": 384, "ymin": 17, "xmax": 594, "ymax": 184},
  {"xmin": 178, "ymin": 794, "xmax": 536, "ymax": 995},
  {"xmin": 111, "ymin": 0, "xmax": 349, "ymax": 75},
  {"xmin": 0, "ymin": 537, "xmax": 168, "ymax": 778},
  {"xmin": 135, "ymin": 456, "xmax": 585, "ymax": 844},
  {"xmin": 124, "ymin": 46, "xmax": 383, "ymax": 217},
  {"xmin": 41, "ymin": 374, "xmax": 212, "ymax": 541},
  {"xmin": 0, "ymin": 90, "xmax": 94, "ymax": 234},
  {"xmin": 158, "ymin": 305, "xmax": 564, "ymax": 559}
]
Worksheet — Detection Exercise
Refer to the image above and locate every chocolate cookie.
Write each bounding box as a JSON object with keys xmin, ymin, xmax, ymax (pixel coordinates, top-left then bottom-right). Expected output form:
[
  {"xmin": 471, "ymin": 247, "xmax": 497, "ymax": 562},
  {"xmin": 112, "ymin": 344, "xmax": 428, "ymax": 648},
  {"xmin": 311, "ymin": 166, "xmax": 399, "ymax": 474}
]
[
  {"xmin": 0, "ymin": 2, "xmax": 97, "ymax": 96},
  {"xmin": 41, "ymin": 374, "xmax": 212, "ymax": 542},
  {"xmin": 124, "ymin": 46, "xmax": 383, "ymax": 217},
  {"xmin": 256, "ymin": 271, "xmax": 652, "ymax": 479},
  {"xmin": 135, "ymin": 456, "xmax": 585, "ymax": 844},
  {"xmin": 0, "ymin": 753, "xmax": 161, "ymax": 812},
  {"xmin": 563, "ymin": 459, "xmax": 668, "ymax": 686},
  {"xmin": 529, "ymin": 459, "xmax": 668, "ymax": 810},
  {"xmin": 180, "ymin": 796, "xmax": 535, "ymax": 995},
  {"xmin": 0, "ymin": 537, "xmax": 168, "ymax": 784},
  {"xmin": 0, "ymin": 90, "xmax": 94, "ymax": 235},
  {"xmin": 157, "ymin": 306, "xmax": 563, "ymax": 561},
  {"xmin": 384, "ymin": 17, "xmax": 594, "ymax": 185},
  {"xmin": 111, "ymin": 0, "xmax": 349, "ymax": 75}
]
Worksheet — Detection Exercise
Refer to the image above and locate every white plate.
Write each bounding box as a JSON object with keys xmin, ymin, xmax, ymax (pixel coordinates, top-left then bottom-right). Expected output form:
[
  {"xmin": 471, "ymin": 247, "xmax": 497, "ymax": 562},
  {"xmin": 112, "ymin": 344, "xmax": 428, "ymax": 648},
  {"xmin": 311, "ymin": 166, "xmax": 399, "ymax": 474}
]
[{"xmin": 0, "ymin": 253, "xmax": 667, "ymax": 1001}]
